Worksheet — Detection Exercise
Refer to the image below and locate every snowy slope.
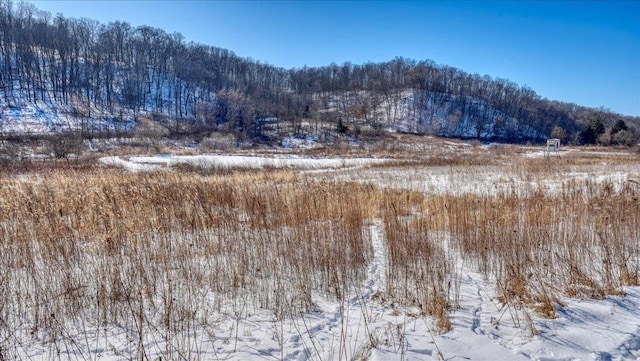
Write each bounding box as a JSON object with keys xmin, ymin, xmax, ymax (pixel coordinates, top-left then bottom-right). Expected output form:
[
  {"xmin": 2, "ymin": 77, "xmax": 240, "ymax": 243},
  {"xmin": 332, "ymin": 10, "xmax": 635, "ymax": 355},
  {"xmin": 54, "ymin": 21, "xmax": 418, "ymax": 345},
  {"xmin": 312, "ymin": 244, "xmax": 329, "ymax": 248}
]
[{"xmin": 0, "ymin": 98, "xmax": 136, "ymax": 134}]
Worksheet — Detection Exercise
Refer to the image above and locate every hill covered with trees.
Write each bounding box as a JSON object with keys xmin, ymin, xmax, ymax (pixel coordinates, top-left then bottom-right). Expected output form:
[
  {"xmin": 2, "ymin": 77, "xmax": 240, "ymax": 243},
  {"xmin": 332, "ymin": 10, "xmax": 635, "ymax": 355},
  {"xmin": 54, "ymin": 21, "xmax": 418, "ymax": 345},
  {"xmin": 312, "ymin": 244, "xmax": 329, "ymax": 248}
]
[{"xmin": 1, "ymin": 1, "xmax": 638, "ymax": 146}]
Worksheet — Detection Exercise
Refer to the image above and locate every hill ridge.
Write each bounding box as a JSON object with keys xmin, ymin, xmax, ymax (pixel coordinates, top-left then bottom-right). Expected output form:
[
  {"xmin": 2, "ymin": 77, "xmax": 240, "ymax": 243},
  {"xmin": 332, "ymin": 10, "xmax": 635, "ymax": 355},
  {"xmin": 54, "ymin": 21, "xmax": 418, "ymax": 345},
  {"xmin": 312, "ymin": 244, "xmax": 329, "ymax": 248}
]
[{"xmin": 0, "ymin": 1, "xmax": 638, "ymax": 146}]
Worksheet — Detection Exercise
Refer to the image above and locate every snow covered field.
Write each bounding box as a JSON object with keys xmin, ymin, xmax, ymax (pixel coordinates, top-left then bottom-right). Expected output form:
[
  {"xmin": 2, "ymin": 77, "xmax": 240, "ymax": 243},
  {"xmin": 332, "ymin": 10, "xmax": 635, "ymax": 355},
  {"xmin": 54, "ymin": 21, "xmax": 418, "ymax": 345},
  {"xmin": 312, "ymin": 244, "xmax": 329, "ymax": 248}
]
[
  {"xmin": 99, "ymin": 154, "xmax": 390, "ymax": 172},
  {"xmin": 3, "ymin": 147, "xmax": 640, "ymax": 361}
]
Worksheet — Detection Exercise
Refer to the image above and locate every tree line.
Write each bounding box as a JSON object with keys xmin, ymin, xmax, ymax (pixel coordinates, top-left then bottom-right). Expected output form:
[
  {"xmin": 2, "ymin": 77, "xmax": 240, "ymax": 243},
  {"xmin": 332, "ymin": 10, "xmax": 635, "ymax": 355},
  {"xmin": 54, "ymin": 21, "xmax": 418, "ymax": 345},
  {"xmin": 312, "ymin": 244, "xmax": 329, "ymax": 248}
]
[{"xmin": 0, "ymin": 0, "xmax": 637, "ymax": 145}]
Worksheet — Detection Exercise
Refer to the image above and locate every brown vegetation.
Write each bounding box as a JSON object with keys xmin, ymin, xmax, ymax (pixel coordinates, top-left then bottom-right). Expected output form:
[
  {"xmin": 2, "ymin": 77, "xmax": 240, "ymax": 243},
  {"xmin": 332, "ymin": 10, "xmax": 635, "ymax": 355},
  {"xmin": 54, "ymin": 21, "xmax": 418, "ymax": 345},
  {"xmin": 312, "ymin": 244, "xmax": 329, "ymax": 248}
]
[{"xmin": 0, "ymin": 146, "xmax": 638, "ymax": 358}]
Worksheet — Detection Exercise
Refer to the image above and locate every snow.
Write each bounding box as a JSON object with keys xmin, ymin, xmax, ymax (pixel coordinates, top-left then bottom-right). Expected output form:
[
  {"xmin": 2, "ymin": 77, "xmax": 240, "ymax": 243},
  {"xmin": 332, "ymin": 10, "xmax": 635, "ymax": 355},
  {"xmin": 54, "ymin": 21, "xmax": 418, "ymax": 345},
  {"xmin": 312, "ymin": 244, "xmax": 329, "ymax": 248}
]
[
  {"xmin": 11, "ymin": 149, "xmax": 640, "ymax": 360},
  {"xmin": 0, "ymin": 99, "xmax": 136, "ymax": 134},
  {"xmin": 3, "ymin": 87, "xmax": 546, "ymax": 141},
  {"xmin": 99, "ymin": 154, "xmax": 390, "ymax": 171},
  {"xmin": 10, "ymin": 220, "xmax": 639, "ymax": 360},
  {"xmin": 430, "ymin": 260, "xmax": 640, "ymax": 361},
  {"xmin": 98, "ymin": 155, "xmax": 163, "ymax": 172}
]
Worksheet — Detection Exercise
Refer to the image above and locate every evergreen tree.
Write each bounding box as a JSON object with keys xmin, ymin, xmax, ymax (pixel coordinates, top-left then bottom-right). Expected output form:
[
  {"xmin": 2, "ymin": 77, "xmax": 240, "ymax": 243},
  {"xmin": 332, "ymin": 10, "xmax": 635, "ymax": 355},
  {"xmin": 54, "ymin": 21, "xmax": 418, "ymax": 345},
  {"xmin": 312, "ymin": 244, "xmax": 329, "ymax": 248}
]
[
  {"xmin": 579, "ymin": 118, "xmax": 605, "ymax": 144},
  {"xmin": 611, "ymin": 119, "xmax": 628, "ymax": 134}
]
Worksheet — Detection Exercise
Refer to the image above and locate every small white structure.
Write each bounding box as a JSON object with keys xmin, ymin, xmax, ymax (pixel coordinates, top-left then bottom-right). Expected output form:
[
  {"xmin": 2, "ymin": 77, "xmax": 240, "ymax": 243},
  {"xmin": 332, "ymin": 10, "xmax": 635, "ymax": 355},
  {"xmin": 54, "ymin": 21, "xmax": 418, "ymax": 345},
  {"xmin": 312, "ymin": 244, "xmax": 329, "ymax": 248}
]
[{"xmin": 546, "ymin": 138, "xmax": 560, "ymax": 157}]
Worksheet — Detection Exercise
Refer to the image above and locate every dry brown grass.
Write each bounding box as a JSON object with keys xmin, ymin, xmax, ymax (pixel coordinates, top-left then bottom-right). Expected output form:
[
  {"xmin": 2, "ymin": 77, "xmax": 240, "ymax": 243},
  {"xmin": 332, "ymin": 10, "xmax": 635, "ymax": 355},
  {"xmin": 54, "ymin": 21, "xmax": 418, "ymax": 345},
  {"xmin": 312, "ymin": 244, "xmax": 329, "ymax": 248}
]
[
  {"xmin": 0, "ymin": 167, "xmax": 440, "ymax": 356},
  {"xmin": 420, "ymin": 178, "xmax": 640, "ymax": 318},
  {"xmin": 1, "ymin": 143, "xmax": 638, "ymax": 358},
  {"xmin": 1, "ymin": 169, "xmax": 368, "ymax": 303}
]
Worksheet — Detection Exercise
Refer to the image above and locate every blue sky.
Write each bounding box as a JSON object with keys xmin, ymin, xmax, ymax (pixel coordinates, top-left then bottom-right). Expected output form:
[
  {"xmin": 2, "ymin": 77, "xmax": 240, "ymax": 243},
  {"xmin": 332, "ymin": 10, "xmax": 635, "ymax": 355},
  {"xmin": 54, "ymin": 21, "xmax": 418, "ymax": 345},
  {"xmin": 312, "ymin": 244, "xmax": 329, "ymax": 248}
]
[{"xmin": 28, "ymin": 1, "xmax": 640, "ymax": 116}]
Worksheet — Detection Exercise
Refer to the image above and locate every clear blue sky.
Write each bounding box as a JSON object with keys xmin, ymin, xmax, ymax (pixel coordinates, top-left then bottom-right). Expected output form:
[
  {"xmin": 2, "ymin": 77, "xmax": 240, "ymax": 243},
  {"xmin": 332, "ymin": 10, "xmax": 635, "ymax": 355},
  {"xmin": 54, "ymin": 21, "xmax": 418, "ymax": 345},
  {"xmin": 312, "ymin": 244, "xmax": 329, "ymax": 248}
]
[{"xmin": 28, "ymin": 0, "xmax": 640, "ymax": 116}]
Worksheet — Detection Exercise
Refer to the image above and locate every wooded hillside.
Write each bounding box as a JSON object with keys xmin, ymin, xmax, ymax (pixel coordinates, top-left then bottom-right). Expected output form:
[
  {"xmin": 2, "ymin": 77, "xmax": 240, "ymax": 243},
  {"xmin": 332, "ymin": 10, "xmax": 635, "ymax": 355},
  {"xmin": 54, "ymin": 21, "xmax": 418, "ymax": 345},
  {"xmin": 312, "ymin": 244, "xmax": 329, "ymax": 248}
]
[{"xmin": 1, "ymin": 1, "xmax": 638, "ymax": 145}]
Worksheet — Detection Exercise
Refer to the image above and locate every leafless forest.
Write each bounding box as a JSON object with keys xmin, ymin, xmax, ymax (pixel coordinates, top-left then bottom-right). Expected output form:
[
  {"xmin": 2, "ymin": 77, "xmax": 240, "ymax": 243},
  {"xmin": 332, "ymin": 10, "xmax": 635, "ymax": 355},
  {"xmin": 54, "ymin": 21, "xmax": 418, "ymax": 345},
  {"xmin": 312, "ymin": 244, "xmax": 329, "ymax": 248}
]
[{"xmin": 1, "ymin": 1, "xmax": 638, "ymax": 146}]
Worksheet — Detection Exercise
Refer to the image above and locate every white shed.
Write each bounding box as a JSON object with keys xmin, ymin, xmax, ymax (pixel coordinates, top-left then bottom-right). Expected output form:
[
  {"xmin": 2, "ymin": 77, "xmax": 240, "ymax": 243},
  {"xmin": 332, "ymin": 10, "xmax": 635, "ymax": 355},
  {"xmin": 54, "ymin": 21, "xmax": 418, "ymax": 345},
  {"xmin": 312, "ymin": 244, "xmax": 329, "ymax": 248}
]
[
  {"xmin": 547, "ymin": 138, "xmax": 560, "ymax": 152},
  {"xmin": 546, "ymin": 138, "xmax": 560, "ymax": 157}
]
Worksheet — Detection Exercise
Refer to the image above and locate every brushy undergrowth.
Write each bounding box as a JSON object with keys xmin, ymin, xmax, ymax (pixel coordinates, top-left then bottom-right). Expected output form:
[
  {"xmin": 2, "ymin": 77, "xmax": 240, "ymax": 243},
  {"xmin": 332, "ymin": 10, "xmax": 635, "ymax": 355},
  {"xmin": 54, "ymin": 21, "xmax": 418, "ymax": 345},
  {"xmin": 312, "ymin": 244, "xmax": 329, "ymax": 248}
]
[
  {"xmin": 0, "ymin": 149, "xmax": 639, "ymax": 357},
  {"xmin": 421, "ymin": 178, "xmax": 640, "ymax": 321}
]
